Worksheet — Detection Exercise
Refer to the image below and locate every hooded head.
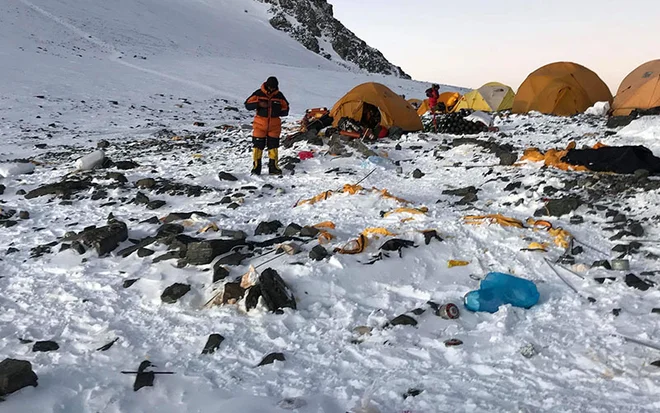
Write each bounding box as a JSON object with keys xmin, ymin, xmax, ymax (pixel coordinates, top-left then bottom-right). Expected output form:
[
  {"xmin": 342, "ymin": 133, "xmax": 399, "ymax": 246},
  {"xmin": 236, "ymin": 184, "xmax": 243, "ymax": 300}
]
[{"xmin": 265, "ymin": 76, "xmax": 279, "ymax": 92}]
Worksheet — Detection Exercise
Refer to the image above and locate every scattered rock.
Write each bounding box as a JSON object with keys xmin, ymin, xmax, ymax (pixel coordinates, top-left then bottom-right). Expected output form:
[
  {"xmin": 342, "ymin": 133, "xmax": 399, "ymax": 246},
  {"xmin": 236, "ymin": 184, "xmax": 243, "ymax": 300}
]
[
  {"xmin": 442, "ymin": 186, "xmax": 477, "ymax": 197},
  {"xmin": 157, "ymin": 223, "xmax": 185, "ymax": 238},
  {"xmin": 185, "ymin": 238, "xmax": 247, "ymax": 265},
  {"xmin": 255, "ymin": 220, "xmax": 283, "ymax": 236},
  {"xmin": 18, "ymin": 211, "xmax": 29, "ymax": 220},
  {"xmin": 0, "ymin": 358, "xmax": 38, "ymax": 397},
  {"xmin": 6, "ymin": 247, "xmax": 19, "ymax": 255},
  {"xmin": 403, "ymin": 388, "xmax": 423, "ymax": 400},
  {"xmin": 161, "ymin": 211, "xmax": 209, "ymax": 223},
  {"xmin": 161, "ymin": 283, "xmax": 191, "ymax": 304},
  {"xmin": 629, "ymin": 223, "xmax": 644, "ymax": 237},
  {"xmin": 218, "ymin": 172, "xmax": 238, "ymax": 181},
  {"xmin": 299, "ymin": 226, "xmax": 320, "ymax": 237},
  {"xmin": 146, "ymin": 200, "xmax": 166, "ymax": 210},
  {"xmin": 106, "ymin": 172, "xmax": 128, "ymax": 183},
  {"xmin": 258, "ymin": 352, "xmax": 285, "ymax": 366},
  {"xmin": 97, "ymin": 140, "xmax": 110, "ymax": 148},
  {"xmin": 123, "ymin": 279, "xmax": 138, "ymax": 288},
  {"xmin": 70, "ymin": 241, "xmax": 86, "ymax": 254},
  {"xmin": 535, "ymin": 197, "xmax": 581, "ymax": 217},
  {"xmin": 227, "ymin": 202, "xmax": 240, "ymax": 210},
  {"xmin": 592, "ymin": 260, "xmax": 612, "ymax": 270},
  {"xmin": 569, "ymin": 215, "xmax": 584, "ymax": 225},
  {"xmin": 201, "ymin": 334, "xmax": 224, "ymax": 355},
  {"xmin": 219, "ymin": 196, "xmax": 232, "ymax": 204},
  {"xmin": 625, "ymin": 274, "xmax": 653, "ymax": 291},
  {"xmin": 458, "ymin": 192, "xmax": 478, "ymax": 205},
  {"xmin": 245, "ymin": 285, "xmax": 262, "ymax": 311},
  {"xmin": 212, "ymin": 262, "xmax": 230, "ymax": 283},
  {"xmin": 221, "ymin": 282, "xmax": 245, "ymax": 304},
  {"xmin": 612, "ymin": 213, "xmax": 627, "ymax": 224},
  {"xmin": 389, "ymin": 314, "xmax": 417, "ymax": 327},
  {"xmin": 216, "ymin": 251, "xmax": 249, "ymax": 266},
  {"xmin": 412, "ymin": 169, "xmax": 424, "ymax": 179},
  {"xmin": 79, "ymin": 220, "xmax": 128, "ymax": 256},
  {"xmin": 259, "ymin": 268, "xmax": 296, "ymax": 312},
  {"xmin": 113, "ymin": 161, "xmax": 139, "ymax": 170},
  {"xmin": 32, "ymin": 341, "xmax": 59, "ymax": 352},
  {"xmin": 25, "ymin": 179, "xmax": 92, "ymax": 199},
  {"xmin": 309, "ymin": 245, "xmax": 329, "ymax": 261},
  {"xmin": 135, "ymin": 178, "xmax": 156, "ymax": 189},
  {"xmin": 137, "ymin": 248, "xmax": 154, "ymax": 257},
  {"xmin": 504, "ymin": 182, "xmax": 522, "ymax": 191},
  {"xmin": 220, "ymin": 229, "xmax": 247, "ymax": 240}
]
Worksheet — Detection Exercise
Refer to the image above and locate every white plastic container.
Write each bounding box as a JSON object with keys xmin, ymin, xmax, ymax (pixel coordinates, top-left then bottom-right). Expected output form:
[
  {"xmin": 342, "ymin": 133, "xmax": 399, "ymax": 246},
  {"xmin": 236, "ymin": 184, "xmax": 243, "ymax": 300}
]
[{"xmin": 75, "ymin": 150, "xmax": 105, "ymax": 171}]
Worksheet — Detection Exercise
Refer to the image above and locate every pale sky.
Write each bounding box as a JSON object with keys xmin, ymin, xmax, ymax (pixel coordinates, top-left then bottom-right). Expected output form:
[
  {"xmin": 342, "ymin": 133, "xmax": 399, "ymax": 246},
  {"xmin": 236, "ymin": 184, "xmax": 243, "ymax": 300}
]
[{"xmin": 330, "ymin": 0, "xmax": 660, "ymax": 93}]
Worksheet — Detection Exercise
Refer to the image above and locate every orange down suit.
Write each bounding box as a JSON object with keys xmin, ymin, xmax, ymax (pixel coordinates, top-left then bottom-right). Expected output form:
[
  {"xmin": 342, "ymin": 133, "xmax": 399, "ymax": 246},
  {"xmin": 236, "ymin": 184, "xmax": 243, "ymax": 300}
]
[{"xmin": 244, "ymin": 84, "xmax": 290, "ymax": 138}]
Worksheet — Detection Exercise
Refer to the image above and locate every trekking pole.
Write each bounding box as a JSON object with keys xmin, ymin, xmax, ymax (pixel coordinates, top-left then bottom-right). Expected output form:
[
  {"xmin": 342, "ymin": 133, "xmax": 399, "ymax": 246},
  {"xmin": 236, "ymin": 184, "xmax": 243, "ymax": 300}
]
[
  {"xmin": 572, "ymin": 238, "xmax": 610, "ymax": 257},
  {"xmin": 544, "ymin": 258, "xmax": 597, "ymax": 303}
]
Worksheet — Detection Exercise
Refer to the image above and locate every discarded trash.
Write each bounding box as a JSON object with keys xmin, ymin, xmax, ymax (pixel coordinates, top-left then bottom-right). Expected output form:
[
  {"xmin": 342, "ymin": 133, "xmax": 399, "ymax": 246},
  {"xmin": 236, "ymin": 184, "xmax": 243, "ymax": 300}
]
[
  {"xmin": 464, "ymin": 272, "xmax": 539, "ymax": 313},
  {"xmin": 436, "ymin": 303, "xmax": 460, "ymax": 319},
  {"xmin": 448, "ymin": 260, "xmax": 470, "ymax": 268},
  {"xmin": 519, "ymin": 343, "xmax": 537, "ymax": 358},
  {"xmin": 444, "ymin": 338, "xmax": 463, "ymax": 347},
  {"xmin": 611, "ymin": 259, "xmax": 630, "ymax": 271},
  {"xmin": 298, "ymin": 151, "xmax": 314, "ymax": 160},
  {"xmin": 75, "ymin": 150, "xmax": 106, "ymax": 171}
]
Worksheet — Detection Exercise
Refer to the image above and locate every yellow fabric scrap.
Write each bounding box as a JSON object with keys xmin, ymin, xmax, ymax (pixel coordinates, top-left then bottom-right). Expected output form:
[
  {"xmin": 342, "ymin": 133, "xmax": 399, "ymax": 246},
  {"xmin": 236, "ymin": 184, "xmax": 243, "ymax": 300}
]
[
  {"xmin": 198, "ymin": 223, "xmax": 219, "ymax": 233},
  {"xmin": 335, "ymin": 234, "xmax": 368, "ymax": 255},
  {"xmin": 523, "ymin": 242, "xmax": 548, "ymax": 252},
  {"xmin": 317, "ymin": 230, "xmax": 335, "ymax": 244},
  {"xmin": 448, "ymin": 260, "xmax": 470, "ymax": 268},
  {"xmin": 383, "ymin": 207, "xmax": 428, "ymax": 217},
  {"xmin": 362, "ymin": 227, "xmax": 397, "ymax": 237},
  {"xmin": 296, "ymin": 184, "xmax": 410, "ymax": 207},
  {"xmin": 464, "ymin": 214, "xmax": 525, "ymax": 228},
  {"xmin": 313, "ymin": 221, "xmax": 336, "ymax": 229}
]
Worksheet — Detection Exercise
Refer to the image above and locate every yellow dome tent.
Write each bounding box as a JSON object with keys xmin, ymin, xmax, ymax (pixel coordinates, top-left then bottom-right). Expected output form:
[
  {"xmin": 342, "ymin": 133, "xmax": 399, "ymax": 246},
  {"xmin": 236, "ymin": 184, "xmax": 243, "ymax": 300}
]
[
  {"xmin": 453, "ymin": 82, "xmax": 515, "ymax": 112},
  {"xmin": 512, "ymin": 62, "xmax": 612, "ymax": 116},
  {"xmin": 331, "ymin": 83, "xmax": 423, "ymax": 132},
  {"xmin": 416, "ymin": 92, "xmax": 462, "ymax": 116},
  {"xmin": 612, "ymin": 60, "xmax": 660, "ymax": 116}
]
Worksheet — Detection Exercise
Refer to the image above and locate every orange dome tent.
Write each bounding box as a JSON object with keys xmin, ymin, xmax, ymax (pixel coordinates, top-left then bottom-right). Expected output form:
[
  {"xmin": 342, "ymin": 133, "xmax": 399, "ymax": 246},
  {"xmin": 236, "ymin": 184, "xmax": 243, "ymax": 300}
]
[
  {"xmin": 512, "ymin": 62, "xmax": 612, "ymax": 116},
  {"xmin": 416, "ymin": 92, "xmax": 462, "ymax": 116},
  {"xmin": 331, "ymin": 82, "xmax": 423, "ymax": 132},
  {"xmin": 612, "ymin": 60, "xmax": 660, "ymax": 116}
]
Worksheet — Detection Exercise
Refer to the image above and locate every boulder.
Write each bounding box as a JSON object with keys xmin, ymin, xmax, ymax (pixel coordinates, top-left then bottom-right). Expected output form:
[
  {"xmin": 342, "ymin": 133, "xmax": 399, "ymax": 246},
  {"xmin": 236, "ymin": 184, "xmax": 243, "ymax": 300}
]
[
  {"xmin": 389, "ymin": 314, "xmax": 417, "ymax": 327},
  {"xmin": 135, "ymin": 178, "xmax": 156, "ymax": 189},
  {"xmin": 146, "ymin": 200, "xmax": 166, "ymax": 210},
  {"xmin": 0, "ymin": 359, "xmax": 38, "ymax": 396},
  {"xmin": 216, "ymin": 251, "xmax": 249, "ymax": 266},
  {"xmin": 309, "ymin": 245, "xmax": 329, "ymax": 261},
  {"xmin": 185, "ymin": 239, "xmax": 247, "ymax": 265},
  {"xmin": 25, "ymin": 180, "xmax": 92, "ymax": 199},
  {"xmin": 218, "ymin": 172, "xmax": 238, "ymax": 181},
  {"xmin": 32, "ymin": 341, "xmax": 59, "ymax": 352},
  {"xmin": 255, "ymin": 220, "xmax": 283, "ymax": 236},
  {"xmin": 79, "ymin": 220, "xmax": 128, "ymax": 256},
  {"xmin": 283, "ymin": 223, "xmax": 302, "ymax": 237},
  {"xmin": 300, "ymin": 226, "xmax": 320, "ymax": 238},
  {"xmin": 258, "ymin": 268, "xmax": 296, "ymax": 312},
  {"xmin": 258, "ymin": 352, "xmax": 285, "ymax": 366},
  {"xmin": 133, "ymin": 192, "xmax": 150, "ymax": 204},
  {"xmin": 201, "ymin": 334, "xmax": 224, "ymax": 355},
  {"xmin": 161, "ymin": 283, "xmax": 191, "ymax": 304},
  {"xmin": 535, "ymin": 197, "xmax": 582, "ymax": 217}
]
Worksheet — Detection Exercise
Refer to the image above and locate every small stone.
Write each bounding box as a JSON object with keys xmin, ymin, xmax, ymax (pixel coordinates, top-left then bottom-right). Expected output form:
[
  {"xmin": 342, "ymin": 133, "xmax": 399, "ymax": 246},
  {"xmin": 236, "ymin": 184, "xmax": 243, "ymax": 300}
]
[
  {"xmin": 592, "ymin": 260, "xmax": 612, "ymax": 270},
  {"xmin": 625, "ymin": 274, "xmax": 653, "ymax": 291},
  {"xmin": 442, "ymin": 186, "xmax": 477, "ymax": 197},
  {"xmin": 259, "ymin": 268, "xmax": 296, "ymax": 312},
  {"xmin": 258, "ymin": 352, "xmax": 285, "ymax": 366},
  {"xmin": 134, "ymin": 192, "xmax": 150, "ymax": 204},
  {"xmin": 216, "ymin": 251, "xmax": 248, "ymax": 266},
  {"xmin": 412, "ymin": 169, "xmax": 424, "ymax": 179},
  {"xmin": 97, "ymin": 140, "xmax": 110, "ymax": 148},
  {"xmin": 113, "ymin": 161, "xmax": 139, "ymax": 170},
  {"xmin": 457, "ymin": 192, "xmax": 478, "ymax": 205},
  {"xmin": 15, "ymin": 189, "xmax": 26, "ymax": 196},
  {"xmin": 221, "ymin": 282, "xmax": 245, "ymax": 304},
  {"xmin": 612, "ymin": 213, "xmax": 627, "ymax": 223},
  {"xmin": 32, "ymin": 341, "xmax": 59, "ymax": 352},
  {"xmin": 212, "ymin": 262, "xmax": 230, "ymax": 283},
  {"xmin": 519, "ymin": 343, "xmax": 537, "ymax": 358},
  {"xmin": 227, "ymin": 202, "xmax": 240, "ymax": 209},
  {"xmin": 201, "ymin": 334, "xmax": 224, "ymax": 355},
  {"xmin": 504, "ymin": 182, "xmax": 522, "ymax": 191},
  {"xmin": 135, "ymin": 178, "xmax": 156, "ymax": 189},
  {"xmin": 629, "ymin": 223, "xmax": 644, "ymax": 237},
  {"xmin": 283, "ymin": 223, "xmax": 302, "ymax": 237},
  {"xmin": 0, "ymin": 358, "xmax": 38, "ymax": 396},
  {"xmin": 146, "ymin": 200, "xmax": 166, "ymax": 210},
  {"xmin": 6, "ymin": 247, "xmax": 19, "ymax": 255},
  {"xmin": 300, "ymin": 226, "xmax": 320, "ymax": 237},
  {"xmin": 389, "ymin": 314, "xmax": 417, "ymax": 327},
  {"xmin": 18, "ymin": 211, "xmax": 30, "ymax": 220},
  {"xmin": 161, "ymin": 283, "xmax": 191, "ymax": 303},
  {"xmin": 255, "ymin": 220, "xmax": 283, "ymax": 236},
  {"xmin": 403, "ymin": 388, "xmax": 423, "ymax": 400},
  {"xmin": 106, "ymin": 172, "xmax": 128, "ymax": 183},
  {"xmin": 137, "ymin": 248, "xmax": 154, "ymax": 257},
  {"xmin": 569, "ymin": 215, "xmax": 584, "ymax": 225},
  {"xmin": 220, "ymin": 196, "xmax": 232, "ymax": 204},
  {"xmin": 571, "ymin": 246, "xmax": 584, "ymax": 255},
  {"xmin": 535, "ymin": 197, "xmax": 581, "ymax": 217},
  {"xmin": 498, "ymin": 152, "xmax": 517, "ymax": 166},
  {"xmin": 612, "ymin": 308, "xmax": 621, "ymax": 317},
  {"xmin": 309, "ymin": 245, "xmax": 329, "ymax": 261},
  {"xmin": 218, "ymin": 172, "xmax": 238, "ymax": 181},
  {"xmin": 444, "ymin": 338, "xmax": 463, "ymax": 347},
  {"xmin": 71, "ymin": 241, "xmax": 86, "ymax": 254},
  {"xmin": 123, "ymin": 279, "xmax": 138, "ymax": 288},
  {"xmin": 245, "ymin": 285, "xmax": 262, "ymax": 311}
]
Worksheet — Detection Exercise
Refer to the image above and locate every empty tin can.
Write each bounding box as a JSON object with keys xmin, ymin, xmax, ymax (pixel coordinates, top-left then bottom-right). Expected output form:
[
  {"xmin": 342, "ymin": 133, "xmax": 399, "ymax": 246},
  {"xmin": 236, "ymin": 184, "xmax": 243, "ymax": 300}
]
[
  {"xmin": 611, "ymin": 259, "xmax": 630, "ymax": 271},
  {"xmin": 436, "ymin": 303, "xmax": 460, "ymax": 319}
]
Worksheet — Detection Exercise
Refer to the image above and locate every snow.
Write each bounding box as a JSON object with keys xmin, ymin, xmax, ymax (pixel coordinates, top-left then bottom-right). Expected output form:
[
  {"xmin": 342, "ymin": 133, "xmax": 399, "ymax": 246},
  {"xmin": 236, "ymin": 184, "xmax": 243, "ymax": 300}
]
[{"xmin": 2, "ymin": 0, "xmax": 660, "ymax": 412}]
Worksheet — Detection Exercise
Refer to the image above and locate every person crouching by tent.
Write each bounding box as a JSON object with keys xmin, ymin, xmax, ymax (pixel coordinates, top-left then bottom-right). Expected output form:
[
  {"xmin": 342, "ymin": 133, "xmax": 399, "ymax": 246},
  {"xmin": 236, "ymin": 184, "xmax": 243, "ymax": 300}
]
[
  {"xmin": 426, "ymin": 84, "xmax": 440, "ymax": 113},
  {"xmin": 244, "ymin": 76, "xmax": 289, "ymax": 175}
]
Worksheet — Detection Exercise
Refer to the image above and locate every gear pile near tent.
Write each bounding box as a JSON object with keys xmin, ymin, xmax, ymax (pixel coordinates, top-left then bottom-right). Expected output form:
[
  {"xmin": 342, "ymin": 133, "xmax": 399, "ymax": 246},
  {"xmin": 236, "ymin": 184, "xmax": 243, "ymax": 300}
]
[
  {"xmin": 453, "ymin": 82, "xmax": 515, "ymax": 112},
  {"xmin": 612, "ymin": 60, "xmax": 660, "ymax": 116},
  {"xmin": 330, "ymin": 82, "xmax": 423, "ymax": 132},
  {"xmin": 416, "ymin": 92, "xmax": 461, "ymax": 116},
  {"xmin": 512, "ymin": 62, "xmax": 613, "ymax": 116}
]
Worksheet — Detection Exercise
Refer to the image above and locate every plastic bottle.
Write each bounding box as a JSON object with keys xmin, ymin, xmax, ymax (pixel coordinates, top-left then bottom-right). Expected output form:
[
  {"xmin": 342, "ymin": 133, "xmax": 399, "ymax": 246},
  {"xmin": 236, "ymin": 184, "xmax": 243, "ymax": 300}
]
[
  {"xmin": 464, "ymin": 272, "xmax": 539, "ymax": 313},
  {"xmin": 75, "ymin": 150, "xmax": 105, "ymax": 170}
]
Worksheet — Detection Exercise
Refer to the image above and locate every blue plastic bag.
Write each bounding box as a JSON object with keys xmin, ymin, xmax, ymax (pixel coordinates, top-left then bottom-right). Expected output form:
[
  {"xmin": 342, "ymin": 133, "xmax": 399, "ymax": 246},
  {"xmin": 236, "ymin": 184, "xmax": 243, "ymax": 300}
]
[{"xmin": 464, "ymin": 272, "xmax": 539, "ymax": 313}]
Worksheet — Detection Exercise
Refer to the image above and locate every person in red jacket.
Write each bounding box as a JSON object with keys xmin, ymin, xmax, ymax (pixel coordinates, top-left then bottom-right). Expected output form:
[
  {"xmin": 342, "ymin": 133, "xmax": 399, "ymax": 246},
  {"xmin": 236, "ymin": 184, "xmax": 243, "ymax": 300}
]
[
  {"xmin": 426, "ymin": 84, "xmax": 440, "ymax": 113},
  {"xmin": 244, "ymin": 76, "xmax": 289, "ymax": 175}
]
